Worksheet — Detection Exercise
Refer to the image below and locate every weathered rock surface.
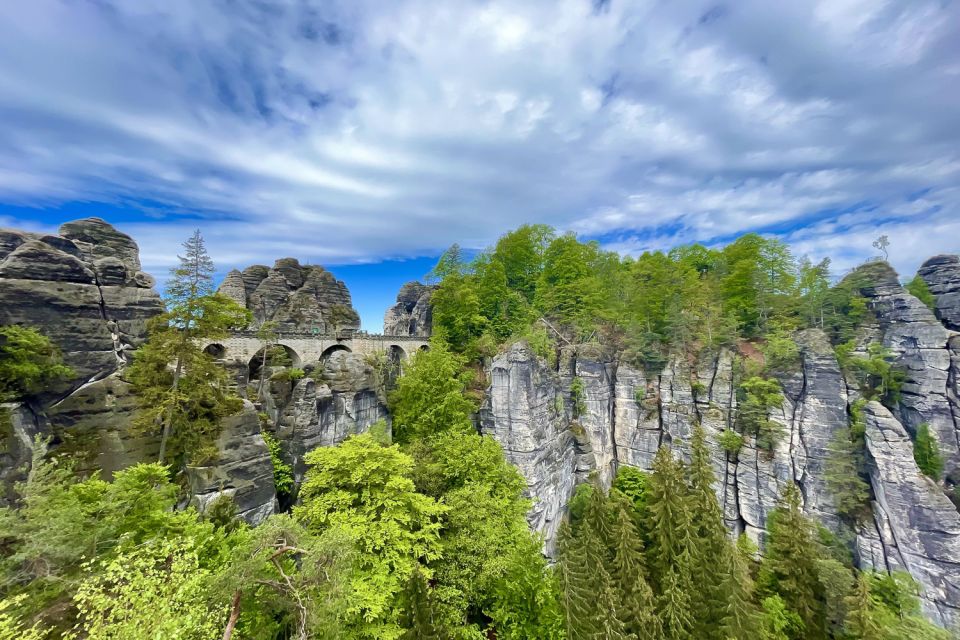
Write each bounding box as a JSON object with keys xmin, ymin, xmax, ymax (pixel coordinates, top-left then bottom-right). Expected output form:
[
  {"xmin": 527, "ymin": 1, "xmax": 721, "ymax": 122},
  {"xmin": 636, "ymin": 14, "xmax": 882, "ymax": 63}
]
[
  {"xmin": 480, "ymin": 342, "xmax": 576, "ymax": 555},
  {"xmin": 849, "ymin": 261, "xmax": 960, "ymax": 475},
  {"xmin": 384, "ymin": 281, "xmax": 434, "ymax": 336},
  {"xmin": 258, "ymin": 351, "xmax": 389, "ymax": 486},
  {"xmin": 187, "ymin": 401, "xmax": 276, "ymax": 524},
  {"xmin": 220, "ymin": 258, "xmax": 360, "ymax": 333},
  {"xmin": 919, "ymin": 255, "xmax": 960, "ymax": 331},
  {"xmin": 0, "ymin": 219, "xmax": 164, "ymax": 501},
  {"xmin": 862, "ymin": 401, "xmax": 960, "ymax": 627}
]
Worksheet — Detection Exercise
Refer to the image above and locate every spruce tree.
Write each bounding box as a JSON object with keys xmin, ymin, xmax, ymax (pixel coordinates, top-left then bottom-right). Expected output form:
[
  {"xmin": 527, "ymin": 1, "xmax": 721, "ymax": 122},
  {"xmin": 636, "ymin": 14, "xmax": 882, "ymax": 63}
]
[
  {"xmin": 758, "ymin": 483, "xmax": 826, "ymax": 639},
  {"xmin": 399, "ymin": 567, "xmax": 449, "ymax": 640},
  {"xmin": 658, "ymin": 566, "xmax": 694, "ymax": 640},
  {"xmin": 687, "ymin": 424, "xmax": 729, "ymax": 638},
  {"xmin": 557, "ymin": 522, "xmax": 598, "ymax": 640},
  {"xmin": 611, "ymin": 498, "xmax": 662, "ymax": 640},
  {"xmin": 645, "ymin": 446, "xmax": 693, "ymax": 589},
  {"xmin": 843, "ymin": 574, "xmax": 883, "ymax": 640},
  {"xmin": 719, "ymin": 536, "xmax": 760, "ymax": 639}
]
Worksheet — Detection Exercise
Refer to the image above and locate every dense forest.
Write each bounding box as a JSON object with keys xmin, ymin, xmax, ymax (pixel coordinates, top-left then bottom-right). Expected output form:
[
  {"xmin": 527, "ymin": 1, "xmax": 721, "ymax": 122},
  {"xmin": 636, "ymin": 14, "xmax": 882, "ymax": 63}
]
[{"xmin": 0, "ymin": 225, "xmax": 954, "ymax": 639}]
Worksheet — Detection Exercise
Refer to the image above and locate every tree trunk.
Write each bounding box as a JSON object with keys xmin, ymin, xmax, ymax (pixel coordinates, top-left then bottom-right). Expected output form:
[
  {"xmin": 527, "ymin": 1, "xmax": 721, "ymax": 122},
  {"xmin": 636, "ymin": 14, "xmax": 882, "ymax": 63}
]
[
  {"xmin": 157, "ymin": 354, "xmax": 183, "ymax": 464},
  {"xmin": 222, "ymin": 590, "xmax": 242, "ymax": 640}
]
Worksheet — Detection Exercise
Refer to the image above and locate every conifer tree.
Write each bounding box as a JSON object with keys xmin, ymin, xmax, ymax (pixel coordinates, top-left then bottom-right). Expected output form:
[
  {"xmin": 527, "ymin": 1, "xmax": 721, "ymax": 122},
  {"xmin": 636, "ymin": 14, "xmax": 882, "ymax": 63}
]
[
  {"xmin": 400, "ymin": 567, "xmax": 450, "ymax": 640},
  {"xmin": 843, "ymin": 574, "xmax": 882, "ymax": 640},
  {"xmin": 557, "ymin": 522, "xmax": 598, "ymax": 640},
  {"xmin": 645, "ymin": 446, "xmax": 693, "ymax": 589},
  {"xmin": 687, "ymin": 424, "xmax": 729, "ymax": 638},
  {"xmin": 719, "ymin": 535, "xmax": 760, "ymax": 639},
  {"xmin": 611, "ymin": 498, "xmax": 662, "ymax": 640},
  {"xmin": 758, "ymin": 483, "xmax": 826, "ymax": 639},
  {"xmin": 595, "ymin": 576, "xmax": 630, "ymax": 640},
  {"xmin": 128, "ymin": 230, "xmax": 251, "ymax": 464},
  {"xmin": 658, "ymin": 566, "xmax": 694, "ymax": 640}
]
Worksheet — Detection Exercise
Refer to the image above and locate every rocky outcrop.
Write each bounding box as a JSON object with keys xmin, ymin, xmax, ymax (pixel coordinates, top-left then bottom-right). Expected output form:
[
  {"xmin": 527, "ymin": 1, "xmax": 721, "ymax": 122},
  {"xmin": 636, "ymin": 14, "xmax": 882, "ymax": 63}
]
[
  {"xmin": 259, "ymin": 351, "xmax": 389, "ymax": 486},
  {"xmin": 861, "ymin": 401, "xmax": 960, "ymax": 627},
  {"xmin": 186, "ymin": 401, "xmax": 276, "ymax": 524},
  {"xmin": 480, "ymin": 343, "xmax": 577, "ymax": 555},
  {"xmin": 219, "ymin": 258, "xmax": 360, "ymax": 334},
  {"xmin": 0, "ymin": 219, "xmax": 164, "ymax": 497},
  {"xmin": 849, "ymin": 261, "xmax": 960, "ymax": 475},
  {"xmin": 384, "ymin": 281, "xmax": 434, "ymax": 336},
  {"xmin": 919, "ymin": 255, "xmax": 960, "ymax": 331}
]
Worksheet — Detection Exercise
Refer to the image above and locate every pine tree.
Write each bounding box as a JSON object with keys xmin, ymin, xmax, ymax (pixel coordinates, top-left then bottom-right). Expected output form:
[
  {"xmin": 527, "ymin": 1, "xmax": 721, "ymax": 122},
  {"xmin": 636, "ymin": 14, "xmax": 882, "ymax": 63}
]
[
  {"xmin": 611, "ymin": 498, "xmax": 662, "ymax": 640},
  {"xmin": 913, "ymin": 423, "xmax": 944, "ymax": 479},
  {"xmin": 658, "ymin": 566, "xmax": 694, "ymax": 640},
  {"xmin": 687, "ymin": 424, "xmax": 729, "ymax": 638},
  {"xmin": 758, "ymin": 484, "xmax": 826, "ymax": 639},
  {"xmin": 645, "ymin": 446, "xmax": 693, "ymax": 589},
  {"xmin": 843, "ymin": 574, "xmax": 883, "ymax": 640},
  {"xmin": 557, "ymin": 522, "xmax": 598, "ymax": 640},
  {"xmin": 719, "ymin": 537, "xmax": 760, "ymax": 639},
  {"xmin": 595, "ymin": 575, "xmax": 630, "ymax": 640},
  {"xmin": 129, "ymin": 230, "xmax": 250, "ymax": 464},
  {"xmin": 399, "ymin": 567, "xmax": 449, "ymax": 640}
]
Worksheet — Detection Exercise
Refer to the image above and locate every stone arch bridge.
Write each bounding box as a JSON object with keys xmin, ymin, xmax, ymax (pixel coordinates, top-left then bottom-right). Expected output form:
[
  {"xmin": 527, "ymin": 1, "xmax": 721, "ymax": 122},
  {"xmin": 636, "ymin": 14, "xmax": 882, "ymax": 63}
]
[{"xmin": 200, "ymin": 330, "xmax": 430, "ymax": 369}]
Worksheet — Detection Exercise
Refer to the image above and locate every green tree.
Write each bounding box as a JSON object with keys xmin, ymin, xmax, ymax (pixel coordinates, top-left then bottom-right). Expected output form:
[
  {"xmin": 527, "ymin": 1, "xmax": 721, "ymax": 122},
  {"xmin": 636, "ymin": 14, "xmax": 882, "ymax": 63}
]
[
  {"xmin": 491, "ymin": 224, "xmax": 554, "ymax": 303},
  {"xmin": 687, "ymin": 424, "xmax": 730, "ymax": 638},
  {"xmin": 127, "ymin": 230, "xmax": 250, "ymax": 464},
  {"xmin": 388, "ymin": 341, "xmax": 475, "ymax": 444},
  {"xmin": 293, "ymin": 433, "xmax": 446, "ymax": 639},
  {"xmin": 843, "ymin": 574, "xmax": 882, "ymax": 640},
  {"xmin": 913, "ymin": 423, "xmax": 944, "ymax": 479},
  {"xmin": 557, "ymin": 522, "xmax": 598, "ymax": 640},
  {"xmin": 610, "ymin": 498, "xmax": 661, "ymax": 640},
  {"xmin": 0, "ymin": 325, "xmax": 73, "ymax": 401},
  {"xmin": 67, "ymin": 538, "xmax": 224, "ymax": 640},
  {"xmin": 719, "ymin": 537, "xmax": 760, "ymax": 639},
  {"xmin": 399, "ymin": 567, "xmax": 450, "ymax": 640},
  {"xmin": 737, "ymin": 376, "xmax": 785, "ymax": 451},
  {"xmin": 535, "ymin": 233, "xmax": 603, "ymax": 334},
  {"xmin": 905, "ymin": 275, "xmax": 936, "ymax": 311},
  {"xmin": 758, "ymin": 484, "xmax": 825, "ymax": 639},
  {"xmin": 758, "ymin": 595, "xmax": 803, "ymax": 640},
  {"xmin": 645, "ymin": 446, "xmax": 694, "ymax": 611},
  {"xmin": 825, "ymin": 425, "xmax": 871, "ymax": 523}
]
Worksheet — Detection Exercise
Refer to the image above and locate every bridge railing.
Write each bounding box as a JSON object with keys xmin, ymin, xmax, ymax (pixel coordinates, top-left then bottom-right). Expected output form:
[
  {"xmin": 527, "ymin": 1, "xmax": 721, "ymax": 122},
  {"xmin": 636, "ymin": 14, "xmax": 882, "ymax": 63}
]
[{"xmin": 224, "ymin": 329, "xmax": 428, "ymax": 342}]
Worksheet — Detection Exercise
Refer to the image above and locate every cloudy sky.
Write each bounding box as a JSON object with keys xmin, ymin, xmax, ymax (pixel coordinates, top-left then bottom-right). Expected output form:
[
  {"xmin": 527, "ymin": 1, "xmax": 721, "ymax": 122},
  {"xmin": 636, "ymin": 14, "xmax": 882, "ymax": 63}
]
[{"xmin": 1, "ymin": 0, "xmax": 958, "ymax": 329}]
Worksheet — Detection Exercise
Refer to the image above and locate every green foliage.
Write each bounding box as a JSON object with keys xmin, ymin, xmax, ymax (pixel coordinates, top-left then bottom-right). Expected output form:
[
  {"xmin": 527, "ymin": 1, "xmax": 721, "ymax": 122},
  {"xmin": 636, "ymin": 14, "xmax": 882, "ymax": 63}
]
[
  {"xmin": 127, "ymin": 231, "xmax": 251, "ymax": 465},
  {"xmin": 737, "ymin": 376, "xmax": 785, "ymax": 451},
  {"xmin": 0, "ymin": 595, "xmax": 46, "ymax": 640},
  {"xmin": 260, "ymin": 431, "xmax": 294, "ymax": 496},
  {"xmin": 719, "ymin": 429, "xmax": 745, "ymax": 455},
  {"xmin": 0, "ymin": 325, "xmax": 73, "ymax": 401},
  {"xmin": 293, "ymin": 433, "xmax": 446, "ymax": 638},
  {"xmin": 905, "ymin": 275, "xmax": 936, "ymax": 311},
  {"xmin": 270, "ymin": 366, "xmax": 305, "ymax": 382},
  {"xmin": 825, "ymin": 425, "xmax": 871, "ymax": 523},
  {"xmin": 913, "ymin": 423, "xmax": 944, "ymax": 479},
  {"xmin": 534, "ymin": 233, "xmax": 604, "ymax": 334},
  {"xmin": 758, "ymin": 484, "xmax": 826, "ymax": 639},
  {"xmin": 760, "ymin": 322, "xmax": 800, "ymax": 372},
  {"xmin": 759, "ymin": 595, "xmax": 804, "ymax": 640},
  {"xmin": 569, "ymin": 376, "xmax": 586, "ymax": 418},
  {"xmin": 399, "ymin": 568, "xmax": 450, "ymax": 640},
  {"xmin": 67, "ymin": 537, "xmax": 225, "ymax": 640},
  {"xmin": 388, "ymin": 341, "xmax": 475, "ymax": 444},
  {"xmin": 847, "ymin": 343, "xmax": 906, "ymax": 406},
  {"xmin": 611, "ymin": 466, "xmax": 650, "ymax": 517}
]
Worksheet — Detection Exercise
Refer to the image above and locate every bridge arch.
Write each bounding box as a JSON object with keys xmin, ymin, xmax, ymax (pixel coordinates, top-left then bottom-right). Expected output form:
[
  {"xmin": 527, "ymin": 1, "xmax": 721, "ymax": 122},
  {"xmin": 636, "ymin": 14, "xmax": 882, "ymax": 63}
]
[
  {"xmin": 389, "ymin": 344, "xmax": 407, "ymax": 361},
  {"xmin": 248, "ymin": 344, "xmax": 301, "ymax": 381},
  {"xmin": 319, "ymin": 343, "xmax": 352, "ymax": 363},
  {"xmin": 203, "ymin": 343, "xmax": 226, "ymax": 359}
]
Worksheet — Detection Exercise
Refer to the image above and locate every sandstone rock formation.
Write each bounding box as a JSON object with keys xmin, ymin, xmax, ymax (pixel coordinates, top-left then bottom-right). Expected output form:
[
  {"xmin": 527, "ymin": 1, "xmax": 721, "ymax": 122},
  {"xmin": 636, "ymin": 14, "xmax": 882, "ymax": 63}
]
[
  {"xmin": 219, "ymin": 258, "xmax": 360, "ymax": 334},
  {"xmin": 186, "ymin": 401, "xmax": 277, "ymax": 524},
  {"xmin": 481, "ymin": 258, "xmax": 960, "ymax": 629},
  {"xmin": 0, "ymin": 218, "xmax": 164, "ymax": 496},
  {"xmin": 919, "ymin": 255, "xmax": 960, "ymax": 331},
  {"xmin": 384, "ymin": 281, "xmax": 434, "ymax": 336}
]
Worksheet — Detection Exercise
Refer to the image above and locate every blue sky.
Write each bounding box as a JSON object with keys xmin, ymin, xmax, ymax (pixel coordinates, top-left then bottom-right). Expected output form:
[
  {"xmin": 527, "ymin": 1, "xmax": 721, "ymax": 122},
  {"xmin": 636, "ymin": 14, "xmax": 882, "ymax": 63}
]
[{"xmin": 1, "ymin": 1, "xmax": 958, "ymax": 330}]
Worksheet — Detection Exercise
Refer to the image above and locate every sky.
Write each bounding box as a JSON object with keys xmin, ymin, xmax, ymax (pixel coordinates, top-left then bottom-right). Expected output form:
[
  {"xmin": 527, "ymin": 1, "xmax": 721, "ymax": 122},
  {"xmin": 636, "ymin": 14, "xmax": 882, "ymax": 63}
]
[{"xmin": 0, "ymin": 0, "xmax": 958, "ymax": 330}]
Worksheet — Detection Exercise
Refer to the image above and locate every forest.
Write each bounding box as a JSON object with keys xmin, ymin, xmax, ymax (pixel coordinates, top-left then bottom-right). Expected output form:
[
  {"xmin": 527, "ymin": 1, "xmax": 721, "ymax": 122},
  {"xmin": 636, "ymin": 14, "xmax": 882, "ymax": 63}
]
[{"xmin": 0, "ymin": 225, "xmax": 953, "ymax": 639}]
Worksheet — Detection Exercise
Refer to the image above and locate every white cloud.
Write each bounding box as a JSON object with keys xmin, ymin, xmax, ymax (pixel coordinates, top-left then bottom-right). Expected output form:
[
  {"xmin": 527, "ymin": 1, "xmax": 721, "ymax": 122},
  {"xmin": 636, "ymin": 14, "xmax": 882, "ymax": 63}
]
[{"xmin": 0, "ymin": 0, "xmax": 956, "ymax": 281}]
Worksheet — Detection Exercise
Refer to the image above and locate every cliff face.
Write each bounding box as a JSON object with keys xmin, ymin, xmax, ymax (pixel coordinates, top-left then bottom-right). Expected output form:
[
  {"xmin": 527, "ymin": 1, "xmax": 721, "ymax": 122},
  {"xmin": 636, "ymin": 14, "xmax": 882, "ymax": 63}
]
[
  {"xmin": 481, "ymin": 257, "xmax": 960, "ymax": 628},
  {"xmin": 219, "ymin": 258, "xmax": 360, "ymax": 333},
  {"xmin": 383, "ymin": 281, "xmax": 434, "ymax": 336},
  {"xmin": 0, "ymin": 218, "xmax": 164, "ymax": 497}
]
